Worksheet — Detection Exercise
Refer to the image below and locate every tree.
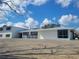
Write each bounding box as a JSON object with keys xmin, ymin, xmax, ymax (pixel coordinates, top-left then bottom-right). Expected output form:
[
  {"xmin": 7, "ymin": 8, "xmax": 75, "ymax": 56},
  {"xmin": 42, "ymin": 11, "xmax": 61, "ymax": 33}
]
[{"xmin": 0, "ymin": 0, "xmax": 30, "ymax": 16}]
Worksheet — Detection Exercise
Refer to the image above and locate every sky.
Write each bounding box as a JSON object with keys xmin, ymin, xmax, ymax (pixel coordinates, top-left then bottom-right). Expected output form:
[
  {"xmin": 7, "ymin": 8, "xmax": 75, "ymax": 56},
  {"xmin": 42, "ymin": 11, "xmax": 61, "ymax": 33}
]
[{"xmin": 0, "ymin": 0, "xmax": 79, "ymax": 29}]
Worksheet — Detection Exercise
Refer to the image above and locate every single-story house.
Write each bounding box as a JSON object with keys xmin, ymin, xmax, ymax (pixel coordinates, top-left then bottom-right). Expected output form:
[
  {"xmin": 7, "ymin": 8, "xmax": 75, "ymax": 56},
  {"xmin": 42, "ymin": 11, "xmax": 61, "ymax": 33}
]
[
  {"xmin": 19, "ymin": 27, "xmax": 75, "ymax": 40},
  {"xmin": 0, "ymin": 25, "xmax": 26, "ymax": 39},
  {"xmin": 0, "ymin": 25, "xmax": 76, "ymax": 40}
]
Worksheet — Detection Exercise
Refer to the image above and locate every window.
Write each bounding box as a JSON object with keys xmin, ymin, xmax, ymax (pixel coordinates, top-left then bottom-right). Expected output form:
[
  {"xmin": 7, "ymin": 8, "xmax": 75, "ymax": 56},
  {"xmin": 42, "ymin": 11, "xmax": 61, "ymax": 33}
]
[
  {"xmin": 0, "ymin": 34, "xmax": 2, "ymax": 37},
  {"xmin": 23, "ymin": 32, "xmax": 30, "ymax": 38},
  {"xmin": 23, "ymin": 32, "xmax": 38, "ymax": 38},
  {"xmin": 6, "ymin": 27, "xmax": 11, "ymax": 30},
  {"xmin": 57, "ymin": 29, "xmax": 68, "ymax": 38},
  {"xmin": 0, "ymin": 28, "xmax": 3, "ymax": 31},
  {"xmin": 23, "ymin": 32, "xmax": 29, "ymax": 35},
  {"xmin": 31, "ymin": 32, "xmax": 38, "ymax": 35},
  {"xmin": 31, "ymin": 32, "xmax": 38, "ymax": 38},
  {"xmin": 6, "ymin": 34, "xmax": 10, "ymax": 37}
]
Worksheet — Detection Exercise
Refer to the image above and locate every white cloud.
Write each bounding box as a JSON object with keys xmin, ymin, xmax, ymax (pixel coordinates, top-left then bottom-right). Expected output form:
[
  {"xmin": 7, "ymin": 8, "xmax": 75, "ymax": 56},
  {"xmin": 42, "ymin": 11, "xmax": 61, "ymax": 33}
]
[
  {"xmin": 13, "ymin": 17, "xmax": 39, "ymax": 29},
  {"xmin": 75, "ymin": 1, "xmax": 79, "ymax": 8},
  {"xmin": 58, "ymin": 14, "xmax": 79, "ymax": 26},
  {"xmin": 31, "ymin": 0, "xmax": 48, "ymax": 6},
  {"xmin": 0, "ymin": 3, "xmax": 10, "ymax": 11},
  {"xmin": 14, "ymin": 22, "xmax": 26, "ymax": 28},
  {"xmin": 8, "ymin": 0, "xmax": 48, "ymax": 6},
  {"xmin": 0, "ymin": 21, "xmax": 13, "ymax": 27},
  {"xmin": 6, "ymin": 21, "xmax": 13, "ymax": 26},
  {"xmin": 56, "ymin": 0, "xmax": 79, "ymax": 8},
  {"xmin": 76, "ymin": 27, "xmax": 79, "ymax": 32},
  {"xmin": 0, "ymin": 11, "xmax": 8, "ymax": 22},
  {"xmin": 56, "ymin": 0, "xmax": 72, "ymax": 7},
  {"xmin": 0, "ymin": 23, "xmax": 5, "ymax": 27},
  {"xmin": 12, "ymin": 0, "xmax": 48, "ymax": 14},
  {"xmin": 0, "ymin": 11, "xmax": 5, "ymax": 19},
  {"xmin": 0, "ymin": 17, "xmax": 39, "ymax": 29},
  {"xmin": 25, "ymin": 17, "xmax": 39, "ymax": 29},
  {"xmin": 0, "ymin": 0, "xmax": 48, "ymax": 13},
  {"xmin": 0, "ymin": 0, "xmax": 48, "ymax": 21},
  {"xmin": 40, "ymin": 18, "xmax": 52, "ymax": 27}
]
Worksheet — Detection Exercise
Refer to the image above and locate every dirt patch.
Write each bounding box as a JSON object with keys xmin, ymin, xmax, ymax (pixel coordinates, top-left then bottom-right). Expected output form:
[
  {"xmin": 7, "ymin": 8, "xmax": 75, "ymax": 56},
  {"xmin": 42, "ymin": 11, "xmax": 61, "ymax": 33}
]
[{"xmin": 0, "ymin": 39, "xmax": 79, "ymax": 59}]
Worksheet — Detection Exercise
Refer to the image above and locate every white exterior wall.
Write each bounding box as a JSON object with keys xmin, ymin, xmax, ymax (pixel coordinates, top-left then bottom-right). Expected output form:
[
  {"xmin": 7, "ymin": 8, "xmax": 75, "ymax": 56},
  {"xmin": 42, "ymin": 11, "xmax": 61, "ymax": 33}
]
[
  {"xmin": 38, "ymin": 29, "xmax": 71, "ymax": 40},
  {"xmin": 0, "ymin": 32, "xmax": 12, "ymax": 39},
  {"xmin": 10, "ymin": 27, "xmax": 22, "ymax": 38},
  {"xmin": 0, "ymin": 26, "xmax": 26, "ymax": 39},
  {"xmin": 68, "ymin": 30, "xmax": 73, "ymax": 40},
  {"xmin": 38, "ymin": 30, "xmax": 57, "ymax": 40}
]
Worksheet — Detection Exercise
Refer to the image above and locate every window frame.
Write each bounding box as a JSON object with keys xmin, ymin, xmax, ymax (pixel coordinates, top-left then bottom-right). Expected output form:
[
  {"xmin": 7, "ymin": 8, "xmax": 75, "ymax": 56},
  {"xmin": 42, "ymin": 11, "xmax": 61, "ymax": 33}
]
[
  {"xmin": 0, "ymin": 28, "xmax": 3, "ymax": 31},
  {"xmin": 57, "ymin": 29, "xmax": 68, "ymax": 38},
  {"xmin": 6, "ymin": 34, "xmax": 10, "ymax": 37},
  {"xmin": 6, "ymin": 27, "xmax": 11, "ymax": 30},
  {"xmin": 23, "ymin": 32, "xmax": 30, "ymax": 38},
  {"xmin": 30, "ymin": 31, "xmax": 38, "ymax": 38}
]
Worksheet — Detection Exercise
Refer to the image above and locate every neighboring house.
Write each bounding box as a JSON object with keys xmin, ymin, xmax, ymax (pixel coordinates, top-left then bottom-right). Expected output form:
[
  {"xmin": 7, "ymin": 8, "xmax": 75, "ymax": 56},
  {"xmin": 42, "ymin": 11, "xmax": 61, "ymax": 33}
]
[
  {"xmin": 20, "ymin": 27, "xmax": 75, "ymax": 40},
  {"xmin": 0, "ymin": 25, "xmax": 26, "ymax": 39}
]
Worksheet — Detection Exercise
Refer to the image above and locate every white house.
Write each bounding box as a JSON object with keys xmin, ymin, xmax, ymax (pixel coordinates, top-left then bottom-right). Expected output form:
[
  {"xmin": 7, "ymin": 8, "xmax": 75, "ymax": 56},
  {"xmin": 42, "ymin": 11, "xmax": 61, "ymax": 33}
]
[
  {"xmin": 0, "ymin": 25, "xmax": 26, "ymax": 39},
  {"xmin": 0, "ymin": 25, "xmax": 75, "ymax": 40},
  {"xmin": 20, "ymin": 27, "xmax": 75, "ymax": 40}
]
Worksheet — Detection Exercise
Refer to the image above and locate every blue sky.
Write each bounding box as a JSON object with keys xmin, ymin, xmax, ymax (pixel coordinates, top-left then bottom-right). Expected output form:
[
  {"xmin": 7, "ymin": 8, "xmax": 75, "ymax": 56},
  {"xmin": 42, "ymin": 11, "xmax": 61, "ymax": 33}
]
[{"xmin": 0, "ymin": 0, "xmax": 79, "ymax": 28}]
